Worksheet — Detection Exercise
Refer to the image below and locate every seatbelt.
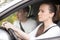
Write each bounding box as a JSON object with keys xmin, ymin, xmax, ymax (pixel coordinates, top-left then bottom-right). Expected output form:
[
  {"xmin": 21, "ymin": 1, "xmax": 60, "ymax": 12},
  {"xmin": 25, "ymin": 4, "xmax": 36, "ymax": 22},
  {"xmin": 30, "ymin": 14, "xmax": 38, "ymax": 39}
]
[{"xmin": 19, "ymin": 22, "xmax": 25, "ymax": 32}]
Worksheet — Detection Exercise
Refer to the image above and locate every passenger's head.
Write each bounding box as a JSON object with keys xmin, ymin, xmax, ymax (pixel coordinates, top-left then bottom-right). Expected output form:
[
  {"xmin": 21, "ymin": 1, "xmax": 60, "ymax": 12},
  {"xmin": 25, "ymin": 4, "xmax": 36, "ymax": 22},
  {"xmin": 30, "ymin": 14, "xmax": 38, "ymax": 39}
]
[
  {"xmin": 17, "ymin": 7, "xmax": 29, "ymax": 21},
  {"xmin": 38, "ymin": 2, "xmax": 57, "ymax": 22}
]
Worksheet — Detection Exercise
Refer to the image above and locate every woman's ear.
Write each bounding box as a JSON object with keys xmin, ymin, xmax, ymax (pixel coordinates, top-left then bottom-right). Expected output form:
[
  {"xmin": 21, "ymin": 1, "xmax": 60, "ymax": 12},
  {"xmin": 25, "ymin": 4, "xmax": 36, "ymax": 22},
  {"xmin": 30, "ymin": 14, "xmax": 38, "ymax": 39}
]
[{"xmin": 50, "ymin": 13, "xmax": 54, "ymax": 18}]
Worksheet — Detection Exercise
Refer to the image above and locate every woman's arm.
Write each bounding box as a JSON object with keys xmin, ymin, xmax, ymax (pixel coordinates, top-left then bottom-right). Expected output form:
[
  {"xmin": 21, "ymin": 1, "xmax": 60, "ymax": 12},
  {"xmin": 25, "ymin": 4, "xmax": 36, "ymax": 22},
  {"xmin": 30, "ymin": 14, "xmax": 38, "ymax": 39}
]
[{"xmin": 2, "ymin": 21, "xmax": 29, "ymax": 40}]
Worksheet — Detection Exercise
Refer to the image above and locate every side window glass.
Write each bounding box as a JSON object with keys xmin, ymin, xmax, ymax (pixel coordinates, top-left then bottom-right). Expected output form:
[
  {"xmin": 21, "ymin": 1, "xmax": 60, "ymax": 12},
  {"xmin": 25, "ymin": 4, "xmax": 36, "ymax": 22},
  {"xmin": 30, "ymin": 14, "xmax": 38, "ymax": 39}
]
[{"xmin": 0, "ymin": 12, "xmax": 17, "ymax": 25}]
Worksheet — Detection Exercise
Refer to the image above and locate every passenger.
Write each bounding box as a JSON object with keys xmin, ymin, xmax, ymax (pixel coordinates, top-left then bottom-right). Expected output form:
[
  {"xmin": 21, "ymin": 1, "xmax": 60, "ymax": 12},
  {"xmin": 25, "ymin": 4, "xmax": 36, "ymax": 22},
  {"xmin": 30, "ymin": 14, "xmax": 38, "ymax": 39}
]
[
  {"xmin": 13, "ymin": 7, "xmax": 37, "ymax": 33},
  {"xmin": 2, "ymin": 2, "xmax": 60, "ymax": 40}
]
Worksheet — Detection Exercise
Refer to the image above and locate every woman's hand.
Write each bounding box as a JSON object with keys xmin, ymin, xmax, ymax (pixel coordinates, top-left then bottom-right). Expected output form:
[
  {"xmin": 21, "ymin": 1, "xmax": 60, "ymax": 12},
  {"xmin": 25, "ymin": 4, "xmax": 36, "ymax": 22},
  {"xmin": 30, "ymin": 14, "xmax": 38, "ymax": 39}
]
[
  {"xmin": 1, "ymin": 21, "xmax": 16, "ymax": 29},
  {"xmin": 1, "ymin": 21, "xmax": 29, "ymax": 40}
]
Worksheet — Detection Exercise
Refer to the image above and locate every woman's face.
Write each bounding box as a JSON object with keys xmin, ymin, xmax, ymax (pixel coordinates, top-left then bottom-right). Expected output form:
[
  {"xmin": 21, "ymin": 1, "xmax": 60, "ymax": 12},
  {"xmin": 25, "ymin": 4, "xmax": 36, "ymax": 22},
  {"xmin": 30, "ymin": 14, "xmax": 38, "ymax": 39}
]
[{"xmin": 38, "ymin": 4, "xmax": 53, "ymax": 22}]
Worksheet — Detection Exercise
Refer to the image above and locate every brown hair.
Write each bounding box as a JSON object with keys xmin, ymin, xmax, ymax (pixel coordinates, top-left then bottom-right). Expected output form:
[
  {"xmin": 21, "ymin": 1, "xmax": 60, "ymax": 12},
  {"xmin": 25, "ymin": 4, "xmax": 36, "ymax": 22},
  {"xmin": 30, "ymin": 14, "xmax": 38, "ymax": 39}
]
[{"xmin": 18, "ymin": 6, "xmax": 29, "ymax": 13}]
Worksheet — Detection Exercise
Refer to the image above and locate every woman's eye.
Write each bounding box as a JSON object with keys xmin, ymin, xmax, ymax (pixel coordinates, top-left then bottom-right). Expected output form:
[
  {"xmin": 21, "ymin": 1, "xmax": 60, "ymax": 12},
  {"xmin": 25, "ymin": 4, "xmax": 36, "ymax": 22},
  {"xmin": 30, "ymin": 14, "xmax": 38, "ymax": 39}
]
[
  {"xmin": 41, "ymin": 10, "xmax": 44, "ymax": 13},
  {"xmin": 39, "ymin": 9, "xmax": 44, "ymax": 12}
]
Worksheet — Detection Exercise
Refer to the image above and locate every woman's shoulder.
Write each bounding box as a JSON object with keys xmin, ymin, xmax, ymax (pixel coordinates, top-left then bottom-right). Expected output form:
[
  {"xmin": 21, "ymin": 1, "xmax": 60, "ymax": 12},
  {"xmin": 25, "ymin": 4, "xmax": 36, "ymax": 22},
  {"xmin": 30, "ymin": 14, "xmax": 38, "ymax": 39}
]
[
  {"xmin": 53, "ymin": 24, "xmax": 60, "ymax": 29},
  {"xmin": 49, "ymin": 23, "xmax": 60, "ymax": 30},
  {"xmin": 47, "ymin": 24, "xmax": 60, "ymax": 34}
]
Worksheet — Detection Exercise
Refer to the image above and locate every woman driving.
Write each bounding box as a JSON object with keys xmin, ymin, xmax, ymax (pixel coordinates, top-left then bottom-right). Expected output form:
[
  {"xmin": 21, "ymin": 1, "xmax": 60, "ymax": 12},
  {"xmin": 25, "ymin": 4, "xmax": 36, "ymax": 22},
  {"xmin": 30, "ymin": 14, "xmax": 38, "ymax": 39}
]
[{"xmin": 2, "ymin": 2, "xmax": 60, "ymax": 40}]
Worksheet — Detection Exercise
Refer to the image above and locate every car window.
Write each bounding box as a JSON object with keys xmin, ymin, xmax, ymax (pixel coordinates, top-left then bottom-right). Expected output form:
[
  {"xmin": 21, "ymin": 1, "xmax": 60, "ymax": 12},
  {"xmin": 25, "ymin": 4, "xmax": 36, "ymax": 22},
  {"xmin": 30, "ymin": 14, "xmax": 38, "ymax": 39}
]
[
  {"xmin": 0, "ymin": 0, "xmax": 25, "ymax": 12},
  {"xmin": 0, "ymin": 12, "xmax": 17, "ymax": 25},
  {"xmin": 0, "ymin": 0, "xmax": 29, "ymax": 25},
  {"xmin": 0, "ymin": 0, "xmax": 29, "ymax": 18}
]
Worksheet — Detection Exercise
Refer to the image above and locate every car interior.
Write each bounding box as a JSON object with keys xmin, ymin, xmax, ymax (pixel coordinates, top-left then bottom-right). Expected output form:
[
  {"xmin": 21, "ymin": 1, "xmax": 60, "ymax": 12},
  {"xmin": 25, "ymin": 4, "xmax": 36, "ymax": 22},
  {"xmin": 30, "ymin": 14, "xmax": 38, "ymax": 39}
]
[{"xmin": 0, "ymin": 0, "xmax": 60, "ymax": 40}]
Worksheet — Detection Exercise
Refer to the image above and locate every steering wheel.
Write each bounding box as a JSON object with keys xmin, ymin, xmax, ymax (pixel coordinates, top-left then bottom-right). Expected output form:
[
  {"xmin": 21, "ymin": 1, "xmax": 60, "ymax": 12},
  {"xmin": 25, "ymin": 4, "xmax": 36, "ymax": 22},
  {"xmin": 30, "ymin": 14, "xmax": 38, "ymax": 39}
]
[{"xmin": 0, "ymin": 27, "xmax": 17, "ymax": 40}]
